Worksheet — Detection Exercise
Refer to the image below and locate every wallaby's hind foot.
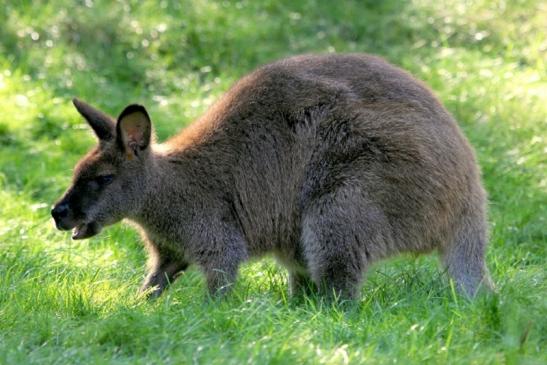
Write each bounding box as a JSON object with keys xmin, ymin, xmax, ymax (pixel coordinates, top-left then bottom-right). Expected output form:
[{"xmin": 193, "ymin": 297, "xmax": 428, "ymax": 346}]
[{"xmin": 288, "ymin": 272, "xmax": 316, "ymax": 297}]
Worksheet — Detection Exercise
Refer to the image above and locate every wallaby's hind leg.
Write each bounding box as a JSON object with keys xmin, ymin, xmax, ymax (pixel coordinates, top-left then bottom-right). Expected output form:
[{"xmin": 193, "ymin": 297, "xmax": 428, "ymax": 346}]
[
  {"xmin": 301, "ymin": 217, "xmax": 365, "ymax": 299},
  {"xmin": 441, "ymin": 212, "xmax": 494, "ymax": 297},
  {"xmin": 301, "ymin": 190, "xmax": 371, "ymax": 300}
]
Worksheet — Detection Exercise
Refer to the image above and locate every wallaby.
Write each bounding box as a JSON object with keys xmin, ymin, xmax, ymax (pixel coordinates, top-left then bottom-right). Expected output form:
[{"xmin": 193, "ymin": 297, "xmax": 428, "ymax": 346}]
[{"xmin": 52, "ymin": 54, "xmax": 493, "ymax": 299}]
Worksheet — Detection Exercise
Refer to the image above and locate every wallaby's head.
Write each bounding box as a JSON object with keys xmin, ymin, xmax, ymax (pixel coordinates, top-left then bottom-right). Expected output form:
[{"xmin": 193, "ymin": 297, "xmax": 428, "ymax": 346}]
[{"xmin": 52, "ymin": 99, "xmax": 154, "ymax": 239}]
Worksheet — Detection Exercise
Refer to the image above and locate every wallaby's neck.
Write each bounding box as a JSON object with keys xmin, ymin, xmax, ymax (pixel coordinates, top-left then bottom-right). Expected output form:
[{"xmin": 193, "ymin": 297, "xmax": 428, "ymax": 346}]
[{"xmin": 131, "ymin": 143, "xmax": 228, "ymax": 230}]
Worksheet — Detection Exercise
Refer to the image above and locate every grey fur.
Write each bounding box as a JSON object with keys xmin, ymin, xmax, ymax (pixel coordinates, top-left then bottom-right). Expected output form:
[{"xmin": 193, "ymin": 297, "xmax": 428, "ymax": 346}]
[{"xmin": 52, "ymin": 54, "xmax": 493, "ymax": 299}]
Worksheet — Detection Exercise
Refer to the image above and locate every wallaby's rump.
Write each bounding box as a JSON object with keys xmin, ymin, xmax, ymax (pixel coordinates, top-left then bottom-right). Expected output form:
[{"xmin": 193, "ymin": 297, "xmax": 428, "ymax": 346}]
[{"xmin": 52, "ymin": 54, "xmax": 493, "ymax": 299}]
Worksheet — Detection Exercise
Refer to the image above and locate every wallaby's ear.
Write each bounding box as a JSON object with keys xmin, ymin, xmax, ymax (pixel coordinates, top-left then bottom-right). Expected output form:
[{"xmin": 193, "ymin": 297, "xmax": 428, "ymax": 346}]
[
  {"xmin": 72, "ymin": 98, "xmax": 115, "ymax": 141},
  {"xmin": 116, "ymin": 104, "xmax": 152, "ymax": 158}
]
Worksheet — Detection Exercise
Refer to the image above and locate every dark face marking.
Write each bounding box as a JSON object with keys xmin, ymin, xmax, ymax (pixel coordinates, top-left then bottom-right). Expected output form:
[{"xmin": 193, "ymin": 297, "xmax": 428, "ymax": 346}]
[{"xmin": 51, "ymin": 147, "xmax": 119, "ymax": 238}]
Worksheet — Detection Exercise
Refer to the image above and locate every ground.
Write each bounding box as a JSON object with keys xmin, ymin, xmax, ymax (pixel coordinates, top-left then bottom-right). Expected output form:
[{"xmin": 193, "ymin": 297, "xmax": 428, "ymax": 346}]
[{"xmin": 0, "ymin": 1, "xmax": 545, "ymax": 364}]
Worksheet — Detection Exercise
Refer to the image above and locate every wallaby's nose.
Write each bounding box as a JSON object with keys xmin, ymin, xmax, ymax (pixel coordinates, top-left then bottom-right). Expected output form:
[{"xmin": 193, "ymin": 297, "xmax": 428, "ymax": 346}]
[{"xmin": 51, "ymin": 203, "xmax": 69, "ymax": 220}]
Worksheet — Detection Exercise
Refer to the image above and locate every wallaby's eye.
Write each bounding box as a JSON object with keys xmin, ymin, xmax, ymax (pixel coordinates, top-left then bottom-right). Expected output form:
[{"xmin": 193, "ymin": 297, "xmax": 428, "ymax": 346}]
[
  {"xmin": 96, "ymin": 174, "xmax": 114, "ymax": 185},
  {"xmin": 87, "ymin": 174, "xmax": 114, "ymax": 190}
]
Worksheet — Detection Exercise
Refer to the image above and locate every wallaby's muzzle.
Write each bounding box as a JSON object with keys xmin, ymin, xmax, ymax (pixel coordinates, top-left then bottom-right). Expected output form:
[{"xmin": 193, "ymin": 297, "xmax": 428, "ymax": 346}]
[
  {"xmin": 51, "ymin": 193, "xmax": 102, "ymax": 239},
  {"xmin": 52, "ymin": 202, "xmax": 101, "ymax": 239},
  {"xmin": 51, "ymin": 201, "xmax": 75, "ymax": 231}
]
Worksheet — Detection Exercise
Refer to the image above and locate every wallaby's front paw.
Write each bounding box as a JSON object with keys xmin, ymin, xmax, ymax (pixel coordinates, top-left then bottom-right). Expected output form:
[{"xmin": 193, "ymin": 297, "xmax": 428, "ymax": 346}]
[{"xmin": 138, "ymin": 282, "xmax": 164, "ymax": 300}]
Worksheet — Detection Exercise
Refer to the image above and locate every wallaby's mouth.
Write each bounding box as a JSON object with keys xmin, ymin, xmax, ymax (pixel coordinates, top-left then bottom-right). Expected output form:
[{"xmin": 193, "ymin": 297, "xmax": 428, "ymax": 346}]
[{"xmin": 72, "ymin": 222, "xmax": 101, "ymax": 240}]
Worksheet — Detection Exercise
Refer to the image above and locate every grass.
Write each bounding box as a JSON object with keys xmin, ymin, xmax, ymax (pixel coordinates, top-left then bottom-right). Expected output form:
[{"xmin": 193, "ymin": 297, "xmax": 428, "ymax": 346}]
[{"xmin": 0, "ymin": 0, "xmax": 545, "ymax": 364}]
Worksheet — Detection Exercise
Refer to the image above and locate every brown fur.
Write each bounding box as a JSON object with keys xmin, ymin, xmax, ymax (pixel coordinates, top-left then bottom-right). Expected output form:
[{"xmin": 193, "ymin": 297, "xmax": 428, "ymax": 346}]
[{"xmin": 52, "ymin": 54, "xmax": 493, "ymax": 299}]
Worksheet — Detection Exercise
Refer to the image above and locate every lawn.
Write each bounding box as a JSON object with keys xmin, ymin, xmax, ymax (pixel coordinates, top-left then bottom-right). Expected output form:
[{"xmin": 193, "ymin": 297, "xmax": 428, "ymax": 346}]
[{"xmin": 0, "ymin": 0, "xmax": 545, "ymax": 364}]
